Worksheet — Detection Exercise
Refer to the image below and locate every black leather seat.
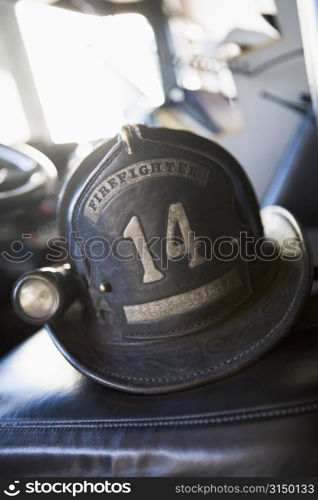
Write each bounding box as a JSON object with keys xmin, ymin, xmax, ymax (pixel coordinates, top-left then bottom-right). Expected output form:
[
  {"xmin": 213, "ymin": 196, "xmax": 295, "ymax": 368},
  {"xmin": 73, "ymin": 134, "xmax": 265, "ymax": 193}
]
[{"xmin": 0, "ymin": 296, "xmax": 318, "ymax": 477}]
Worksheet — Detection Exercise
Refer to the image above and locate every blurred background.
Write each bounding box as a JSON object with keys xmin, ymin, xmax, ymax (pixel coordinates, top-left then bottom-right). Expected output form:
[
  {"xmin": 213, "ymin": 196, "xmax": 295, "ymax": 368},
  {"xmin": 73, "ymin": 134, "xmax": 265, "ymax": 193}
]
[
  {"xmin": 0, "ymin": 0, "xmax": 310, "ymax": 195},
  {"xmin": 0, "ymin": 0, "xmax": 316, "ymax": 354}
]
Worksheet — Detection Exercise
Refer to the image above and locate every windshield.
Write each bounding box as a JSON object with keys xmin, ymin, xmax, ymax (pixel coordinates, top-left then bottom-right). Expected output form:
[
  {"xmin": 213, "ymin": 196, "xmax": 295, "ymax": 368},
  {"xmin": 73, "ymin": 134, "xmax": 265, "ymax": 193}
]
[{"xmin": 14, "ymin": 0, "xmax": 164, "ymax": 144}]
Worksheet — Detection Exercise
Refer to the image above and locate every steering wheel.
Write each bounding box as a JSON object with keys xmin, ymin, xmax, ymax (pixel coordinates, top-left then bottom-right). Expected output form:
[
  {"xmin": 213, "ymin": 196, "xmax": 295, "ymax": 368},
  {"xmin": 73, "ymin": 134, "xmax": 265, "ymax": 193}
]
[{"xmin": 0, "ymin": 143, "xmax": 57, "ymax": 214}]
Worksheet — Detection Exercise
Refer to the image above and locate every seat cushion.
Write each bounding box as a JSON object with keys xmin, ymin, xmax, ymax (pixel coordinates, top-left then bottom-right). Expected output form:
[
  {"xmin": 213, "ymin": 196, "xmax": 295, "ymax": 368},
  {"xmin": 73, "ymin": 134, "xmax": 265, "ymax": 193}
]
[{"xmin": 0, "ymin": 313, "xmax": 318, "ymax": 476}]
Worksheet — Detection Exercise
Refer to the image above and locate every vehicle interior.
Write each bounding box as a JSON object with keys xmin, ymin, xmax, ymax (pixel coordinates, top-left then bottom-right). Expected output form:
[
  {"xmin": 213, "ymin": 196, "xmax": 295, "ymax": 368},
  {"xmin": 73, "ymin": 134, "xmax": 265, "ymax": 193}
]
[{"xmin": 0, "ymin": 0, "xmax": 318, "ymax": 477}]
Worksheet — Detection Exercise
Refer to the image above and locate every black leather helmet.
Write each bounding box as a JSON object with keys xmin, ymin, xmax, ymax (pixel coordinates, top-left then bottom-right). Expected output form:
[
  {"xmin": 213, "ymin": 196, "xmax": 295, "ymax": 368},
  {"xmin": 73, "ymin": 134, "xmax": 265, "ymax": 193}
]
[{"xmin": 13, "ymin": 125, "xmax": 312, "ymax": 393}]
